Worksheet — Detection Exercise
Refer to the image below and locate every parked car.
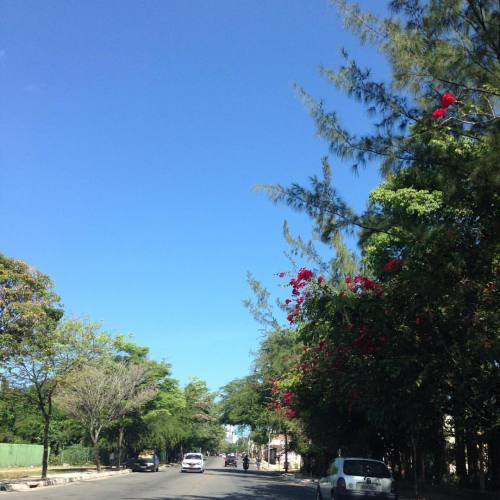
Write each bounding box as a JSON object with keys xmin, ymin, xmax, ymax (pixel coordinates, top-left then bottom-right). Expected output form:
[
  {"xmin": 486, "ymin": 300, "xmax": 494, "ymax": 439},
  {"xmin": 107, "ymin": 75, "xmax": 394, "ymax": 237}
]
[
  {"xmin": 129, "ymin": 451, "xmax": 160, "ymax": 472},
  {"xmin": 317, "ymin": 457, "xmax": 397, "ymax": 499},
  {"xmin": 224, "ymin": 453, "xmax": 237, "ymax": 467},
  {"xmin": 181, "ymin": 452, "xmax": 205, "ymax": 473}
]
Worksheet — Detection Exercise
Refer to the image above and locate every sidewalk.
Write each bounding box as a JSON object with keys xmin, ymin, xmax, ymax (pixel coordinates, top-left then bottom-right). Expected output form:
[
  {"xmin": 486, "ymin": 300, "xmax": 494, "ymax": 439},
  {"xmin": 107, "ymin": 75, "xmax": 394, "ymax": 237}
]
[{"xmin": 0, "ymin": 467, "xmax": 133, "ymax": 492}]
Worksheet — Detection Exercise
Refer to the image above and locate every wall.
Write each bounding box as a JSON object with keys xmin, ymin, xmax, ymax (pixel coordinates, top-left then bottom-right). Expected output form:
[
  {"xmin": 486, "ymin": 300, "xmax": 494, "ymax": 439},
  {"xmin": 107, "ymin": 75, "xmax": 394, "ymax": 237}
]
[{"xmin": 0, "ymin": 443, "xmax": 45, "ymax": 467}]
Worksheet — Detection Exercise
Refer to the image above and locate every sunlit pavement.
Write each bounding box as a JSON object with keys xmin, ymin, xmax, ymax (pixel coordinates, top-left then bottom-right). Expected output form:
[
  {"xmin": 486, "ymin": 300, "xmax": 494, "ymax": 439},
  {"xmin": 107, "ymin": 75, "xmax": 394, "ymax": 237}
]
[{"xmin": 1, "ymin": 458, "xmax": 315, "ymax": 499}]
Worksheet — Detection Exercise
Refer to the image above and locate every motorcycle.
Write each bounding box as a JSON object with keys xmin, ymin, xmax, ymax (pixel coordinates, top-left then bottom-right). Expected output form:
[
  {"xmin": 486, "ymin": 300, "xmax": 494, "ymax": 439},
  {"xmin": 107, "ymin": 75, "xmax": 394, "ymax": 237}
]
[{"xmin": 243, "ymin": 458, "xmax": 249, "ymax": 471}]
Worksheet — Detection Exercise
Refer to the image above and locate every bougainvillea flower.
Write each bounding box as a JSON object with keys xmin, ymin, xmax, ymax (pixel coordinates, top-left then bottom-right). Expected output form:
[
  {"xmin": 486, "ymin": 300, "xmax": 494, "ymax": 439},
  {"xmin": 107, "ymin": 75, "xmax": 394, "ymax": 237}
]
[
  {"xmin": 432, "ymin": 107, "xmax": 447, "ymax": 119},
  {"xmin": 297, "ymin": 268, "xmax": 314, "ymax": 281},
  {"xmin": 278, "ymin": 272, "xmax": 285, "ymax": 278},
  {"xmin": 441, "ymin": 92, "xmax": 456, "ymax": 107},
  {"xmin": 384, "ymin": 258, "xmax": 402, "ymax": 271},
  {"xmin": 317, "ymin": 276, "xmax": 324, "ymax": 284}
]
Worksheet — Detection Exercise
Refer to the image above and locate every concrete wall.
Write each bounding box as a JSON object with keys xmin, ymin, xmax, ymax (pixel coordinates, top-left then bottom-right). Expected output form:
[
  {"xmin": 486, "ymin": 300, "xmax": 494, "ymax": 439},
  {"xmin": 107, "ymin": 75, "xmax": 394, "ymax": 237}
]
[{"xmin": 0, "ymin": 443, "xmax": 46, "ymax": 467}]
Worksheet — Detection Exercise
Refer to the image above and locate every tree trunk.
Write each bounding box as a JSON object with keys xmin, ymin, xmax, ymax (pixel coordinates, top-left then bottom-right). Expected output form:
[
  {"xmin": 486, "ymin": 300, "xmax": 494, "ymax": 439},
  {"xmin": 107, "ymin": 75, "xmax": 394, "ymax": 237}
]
[
  {"xmin": 420, "ymin": 451, "xmax": 425, "ymax": 482},
  {"xmin": 487, "ymin": 428, "xmax": 500, "ymax": 489},
  {"xmin": 284, "ymin": 429, "xmax": 289, "ymax": 473},
  {"xmin": 117, "ymin": 426, "xmax": 125, "ymax": 469},
  {"xmin": 40, "ymin": 393, "xmax": 52, "ymax": 479},
  {"xmin": 41, "ymin": 415, "xmax": 50, "ymax": 479},
  {"xmin": 454, "ymin": 420, "xmax": 467, "ymax": 486},
  {"xmin": 411, "ymin": 433, "xmax": 419, "ymax": 500},
  {"xmin": 478, "ymin": 440, "xmax": 486, "ymax": 491},
  {"xmin": 466, "ymin": 433, "xmax": 479, "ymax": 487},
  {"xmin": 91, "ymin": 431, "xmax": 101, "ymax": 472}
]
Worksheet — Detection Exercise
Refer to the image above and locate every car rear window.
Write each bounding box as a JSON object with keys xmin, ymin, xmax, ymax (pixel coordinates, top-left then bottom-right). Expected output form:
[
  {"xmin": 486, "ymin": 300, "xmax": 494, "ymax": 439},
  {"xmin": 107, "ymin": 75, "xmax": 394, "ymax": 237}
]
[
  {"xmin": 343, "ymin": 460, "xmax": 391, "ymax": 478},
  {"xmin": 185, "ymin": 454, "xmax": 202, "ymax": 459}
]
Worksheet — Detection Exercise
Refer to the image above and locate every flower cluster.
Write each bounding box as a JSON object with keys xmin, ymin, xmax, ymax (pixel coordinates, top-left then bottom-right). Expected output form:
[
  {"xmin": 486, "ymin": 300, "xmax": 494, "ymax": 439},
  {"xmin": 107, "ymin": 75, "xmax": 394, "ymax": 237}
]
[
  {"xmin": 268, "ymin": 382, "xmax": 298, "ymax": 418},
  {"xmin": 384, "ymin": 258, "xmax": 402, "ymax": 272},
  {"xmin": 278, "ymin": 268, "xmax": 324, "ymax": 323},
  {"xmin": 345, "ymin": 275, "xmax": 382, "ymax": 292},
  {"xmin": 431, "ymin": 92, "xmax": 456, "ymax": 119}
]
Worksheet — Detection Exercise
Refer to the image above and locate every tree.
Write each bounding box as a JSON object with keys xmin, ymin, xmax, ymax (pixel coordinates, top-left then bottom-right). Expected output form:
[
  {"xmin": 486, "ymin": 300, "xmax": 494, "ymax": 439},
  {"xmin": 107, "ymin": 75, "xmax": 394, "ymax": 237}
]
[
  {"xmin": 0, "ymin": 253, "xmax": 63, "ymax": 360},
  {"xmin": 3, "ymin": 318, "xmax": 109, "ymax": 478},
  {"xmin": 142, "ymin": 377, "xmax": 187, "ymax": 462},
  {"xmin": 181, "ymin": 378, "xmax": 224, "ymax": 453},
  {"xmin": 56, "ymin": 362, "xmax": 157, "ymax": 471},
  {"xmin": 252, "ymin": 0, "xmax": 499, "ymax": 491}
]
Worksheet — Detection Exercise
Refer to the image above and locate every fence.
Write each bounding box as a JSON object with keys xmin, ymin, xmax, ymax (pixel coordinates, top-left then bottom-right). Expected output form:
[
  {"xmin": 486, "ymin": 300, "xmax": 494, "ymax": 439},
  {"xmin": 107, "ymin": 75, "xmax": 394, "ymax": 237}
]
[
  {"xmin": 50, "ymin": 444, "xmax": 93, "ymax": 466},
  {"xmin": 0, "ymin": 443, "xmax": 45, "ymax": 467}
]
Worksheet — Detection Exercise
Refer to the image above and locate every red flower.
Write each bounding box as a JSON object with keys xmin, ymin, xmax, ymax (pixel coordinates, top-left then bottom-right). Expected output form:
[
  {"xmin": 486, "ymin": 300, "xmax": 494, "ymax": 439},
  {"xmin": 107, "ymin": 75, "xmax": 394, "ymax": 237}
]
[
  {"xmin": 285, "ymin": 298, "xmax": 291, "ymax": 305},
  {"xmin": 441, "ymin": 92, "xmax": 456, "ymax": 107},
  {"xmin": 292, "ymin": 289, "xmax": 300, "ymax": 296},
  {"xmin": 384, "ymin": 258, "xmax": 402, "ymax": 271},
  {"xmin": 286, "ymin": 408, "xmax": 297, "ymax": 418},
  {"xmin": 432, "ymin": 107, "xmax": 447, "ymax": 119},
  {"xmin": 278, "ymin": 272, "xmax": 285, "ymax": 278},
  {"xmin": 287, "ymin": 313, "xmax": 294, "ymax": 323},
  {"xmin": 415, "ymin": 317, "xmax": 422, "ymax": 325},
  {"xmin": 317, "ymin": 276, "xmax": 324, "ymax": 284},
  {"xmin": 345, "ymin": 276, "xmax": 352, "ymax": 284},
  {"xmin": 297, "ymin": 268, "xmax": 314, "ymax": 281},
  {"xmin": 297, "ymin": 297, "xmax": 304, "ymax": 304}
]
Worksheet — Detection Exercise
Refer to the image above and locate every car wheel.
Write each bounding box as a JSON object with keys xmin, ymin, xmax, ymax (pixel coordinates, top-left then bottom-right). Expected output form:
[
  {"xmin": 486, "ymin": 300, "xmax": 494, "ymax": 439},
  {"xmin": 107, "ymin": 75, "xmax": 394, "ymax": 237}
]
[{"xmin": 316, "ymin": 486, "xmax": 323, "ymax": 500}]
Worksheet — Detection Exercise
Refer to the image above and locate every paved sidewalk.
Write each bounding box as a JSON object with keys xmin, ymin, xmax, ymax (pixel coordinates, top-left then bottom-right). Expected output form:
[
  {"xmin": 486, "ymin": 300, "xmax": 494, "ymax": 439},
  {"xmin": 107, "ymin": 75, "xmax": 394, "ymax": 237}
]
[{"xmin": 0, "ymin": 468, "xmax": 135, "ymax": 492}]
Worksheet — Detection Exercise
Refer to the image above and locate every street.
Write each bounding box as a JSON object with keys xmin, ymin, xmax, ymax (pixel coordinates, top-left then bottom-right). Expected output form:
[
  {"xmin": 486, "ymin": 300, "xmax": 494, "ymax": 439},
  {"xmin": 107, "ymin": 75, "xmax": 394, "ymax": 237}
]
[{"xmin": 2, "ymin": 458, "xmax": 315, "ymax": 500}]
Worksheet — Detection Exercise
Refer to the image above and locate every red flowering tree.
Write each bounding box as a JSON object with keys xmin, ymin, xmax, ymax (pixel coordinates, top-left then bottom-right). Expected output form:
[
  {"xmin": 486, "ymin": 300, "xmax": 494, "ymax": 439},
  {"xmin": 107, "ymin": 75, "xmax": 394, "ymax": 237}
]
[{"xmin": 255, "ymin": 0, "xmax": 499, "ymax": 489}]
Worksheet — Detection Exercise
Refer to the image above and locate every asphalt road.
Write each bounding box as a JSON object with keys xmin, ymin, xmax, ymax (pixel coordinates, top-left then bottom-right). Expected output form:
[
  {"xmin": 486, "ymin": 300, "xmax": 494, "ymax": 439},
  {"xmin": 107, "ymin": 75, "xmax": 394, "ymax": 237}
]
[{"xmin": 3, "ymin": 458, "xmax": 316, "ymax": 500}]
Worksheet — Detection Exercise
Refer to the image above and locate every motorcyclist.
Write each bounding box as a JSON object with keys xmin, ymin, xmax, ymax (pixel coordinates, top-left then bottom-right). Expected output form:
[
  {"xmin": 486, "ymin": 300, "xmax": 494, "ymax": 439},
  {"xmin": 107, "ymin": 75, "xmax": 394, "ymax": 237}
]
[{"xmin": 242, "ymin": 454, "xmax": 250, "ymax": 470}]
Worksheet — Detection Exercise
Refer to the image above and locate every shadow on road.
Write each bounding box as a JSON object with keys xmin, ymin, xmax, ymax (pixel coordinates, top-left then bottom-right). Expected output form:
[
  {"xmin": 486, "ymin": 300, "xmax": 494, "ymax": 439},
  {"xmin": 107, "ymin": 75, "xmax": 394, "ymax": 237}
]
[{"xmin": 122, "ymin": 471, "xmax": 315, "ymax": 499}]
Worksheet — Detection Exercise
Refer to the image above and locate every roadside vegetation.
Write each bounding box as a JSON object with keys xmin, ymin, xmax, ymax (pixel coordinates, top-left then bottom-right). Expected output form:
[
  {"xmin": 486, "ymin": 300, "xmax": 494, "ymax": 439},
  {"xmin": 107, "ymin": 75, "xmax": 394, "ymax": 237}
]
[
  {"xmin": 219, "ymin": 0, "xmax": 499, "ymax": 497},
  {"xmin": 0, "ymin": 254, "xmax": 224, "ymax": 478}
]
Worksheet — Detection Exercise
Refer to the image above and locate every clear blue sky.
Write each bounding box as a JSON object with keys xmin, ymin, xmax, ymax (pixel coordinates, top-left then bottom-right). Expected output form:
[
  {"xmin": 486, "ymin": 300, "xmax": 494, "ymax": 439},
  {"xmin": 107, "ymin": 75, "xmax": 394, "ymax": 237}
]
[{"xmin": 1, "ymin": 0, "xmax": 389, "ymax": 391}]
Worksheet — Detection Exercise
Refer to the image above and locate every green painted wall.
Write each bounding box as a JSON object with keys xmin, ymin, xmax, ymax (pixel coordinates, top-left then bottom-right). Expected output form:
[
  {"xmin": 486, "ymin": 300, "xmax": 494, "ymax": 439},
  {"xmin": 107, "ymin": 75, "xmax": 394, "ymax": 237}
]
[{"xmin": 0, "ymin": 443, "xmax": 46, "ymax": 467}]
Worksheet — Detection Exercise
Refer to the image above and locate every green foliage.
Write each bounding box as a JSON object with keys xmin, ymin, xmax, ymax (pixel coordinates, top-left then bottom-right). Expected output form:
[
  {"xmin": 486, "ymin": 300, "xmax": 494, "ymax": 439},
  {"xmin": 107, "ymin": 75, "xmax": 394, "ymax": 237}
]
[
  {"xmin": 242, "ymin": 0, "xmax": 500, "ymax": 484},
  {"xmin": 0, "ymin": 253, "xmax": 63, "ymax": 359}
]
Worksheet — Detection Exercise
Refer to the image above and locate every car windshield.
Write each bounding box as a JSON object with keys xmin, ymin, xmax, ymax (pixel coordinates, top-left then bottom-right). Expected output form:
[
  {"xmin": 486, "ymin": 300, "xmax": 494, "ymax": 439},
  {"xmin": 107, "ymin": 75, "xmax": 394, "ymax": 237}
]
[
  {"xmin": 185, "ymin": 454, "xmax": 202, "ymax": 460},
  {"xmin": 343, "ymin": 460, "xmax": 391, "ymax": 478}
]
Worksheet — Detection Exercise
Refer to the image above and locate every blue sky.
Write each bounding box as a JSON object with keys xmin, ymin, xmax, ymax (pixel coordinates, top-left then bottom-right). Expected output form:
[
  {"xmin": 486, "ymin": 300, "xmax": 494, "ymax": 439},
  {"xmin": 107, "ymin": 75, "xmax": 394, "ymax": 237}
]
[{"xmin": 1, "ymin": 0, "xmax": 389, "ymax": 391}]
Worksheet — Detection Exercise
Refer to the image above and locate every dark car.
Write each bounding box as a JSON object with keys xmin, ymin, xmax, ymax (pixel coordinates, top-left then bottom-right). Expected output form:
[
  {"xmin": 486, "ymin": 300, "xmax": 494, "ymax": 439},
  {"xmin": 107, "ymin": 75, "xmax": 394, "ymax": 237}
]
[
  {"xmin": 129, "ymin": 452, "xmax": 160, "ymax": 472},
  {"xmin": 225, "ymin": 453, "xmax": 237, "ymax": 467}
]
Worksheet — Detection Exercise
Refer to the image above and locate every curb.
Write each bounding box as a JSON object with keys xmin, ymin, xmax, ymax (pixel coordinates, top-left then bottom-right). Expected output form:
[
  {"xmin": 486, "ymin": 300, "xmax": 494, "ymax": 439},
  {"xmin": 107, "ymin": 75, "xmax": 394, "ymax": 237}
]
[
  {"xmin": 1, "ymin": 469, "xmax": 131, "ymax": 492},
  {"xmin": 280, "ymin": 473, "xmax": 317, "ymax": 488}
]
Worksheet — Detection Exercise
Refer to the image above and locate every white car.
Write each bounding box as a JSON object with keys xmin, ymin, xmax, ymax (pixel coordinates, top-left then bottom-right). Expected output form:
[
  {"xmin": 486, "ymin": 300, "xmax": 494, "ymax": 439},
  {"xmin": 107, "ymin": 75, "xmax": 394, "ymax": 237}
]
[
  {"xmin": 317, "ymin": 457, "xmax": 397, "ymax": 499},
  {"xmin": 181, "ymin": 452, "xmax": 205, "ymax": 473}
]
